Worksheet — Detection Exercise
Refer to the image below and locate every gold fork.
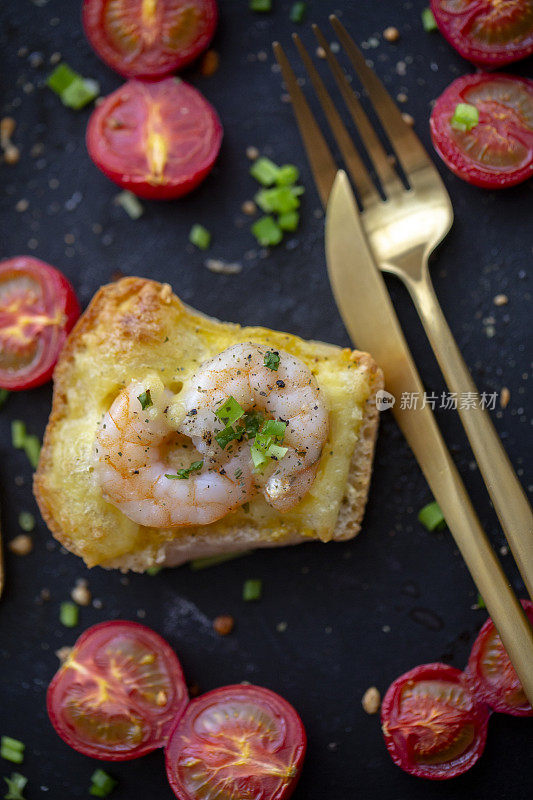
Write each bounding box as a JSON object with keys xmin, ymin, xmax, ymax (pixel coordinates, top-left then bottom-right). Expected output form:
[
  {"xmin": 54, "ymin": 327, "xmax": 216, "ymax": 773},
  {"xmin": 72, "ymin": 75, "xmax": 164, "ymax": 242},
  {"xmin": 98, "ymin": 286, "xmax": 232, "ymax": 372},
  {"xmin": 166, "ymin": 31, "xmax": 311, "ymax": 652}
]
[{"xmin": 273, "ymin": 17, "xmax": 533, "ymax": 599}]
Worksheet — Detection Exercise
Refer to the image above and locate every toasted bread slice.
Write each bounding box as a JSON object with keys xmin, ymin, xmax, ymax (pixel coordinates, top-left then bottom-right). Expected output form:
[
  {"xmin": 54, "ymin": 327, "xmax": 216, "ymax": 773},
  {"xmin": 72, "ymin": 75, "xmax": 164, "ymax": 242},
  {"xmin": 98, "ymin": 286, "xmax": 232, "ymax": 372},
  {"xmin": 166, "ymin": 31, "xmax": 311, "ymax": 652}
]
[{"xmin": 34, "ymin": 278, "xmax": 383, "ymax": 571}]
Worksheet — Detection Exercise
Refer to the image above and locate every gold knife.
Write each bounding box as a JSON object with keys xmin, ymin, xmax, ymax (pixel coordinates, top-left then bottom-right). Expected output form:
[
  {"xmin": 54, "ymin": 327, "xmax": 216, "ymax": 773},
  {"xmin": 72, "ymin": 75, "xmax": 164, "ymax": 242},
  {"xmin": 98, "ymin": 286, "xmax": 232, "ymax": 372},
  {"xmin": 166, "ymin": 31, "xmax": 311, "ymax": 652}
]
[{"xmin": 326, "ymin": 170, "xmax": 533, "ymax": 703}]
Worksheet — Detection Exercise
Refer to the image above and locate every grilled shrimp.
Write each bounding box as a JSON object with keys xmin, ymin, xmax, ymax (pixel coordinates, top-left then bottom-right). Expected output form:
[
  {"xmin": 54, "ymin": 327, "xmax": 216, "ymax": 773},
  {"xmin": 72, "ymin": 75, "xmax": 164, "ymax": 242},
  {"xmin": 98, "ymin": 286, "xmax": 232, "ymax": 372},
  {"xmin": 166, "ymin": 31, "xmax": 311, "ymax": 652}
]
[
  {"xmin": 95, "ymin": 344, "xmax": 329, "ymax": 528},
  {"xmin": 177, "ymin": 343, "xmax": 329, "ymax": 512},
  {"xmin": 95, "ymin": 375, "xmax": 254, "ymax": 528}
]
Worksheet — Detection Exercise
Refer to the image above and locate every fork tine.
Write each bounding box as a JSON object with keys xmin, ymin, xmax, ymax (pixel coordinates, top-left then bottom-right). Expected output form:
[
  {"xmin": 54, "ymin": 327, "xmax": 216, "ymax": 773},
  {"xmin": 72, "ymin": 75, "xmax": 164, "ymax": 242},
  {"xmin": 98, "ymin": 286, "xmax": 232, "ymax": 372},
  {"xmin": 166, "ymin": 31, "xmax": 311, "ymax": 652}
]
[
  {"xmin": 292, "ymin": 33, "xmax": 380, "ymax": 208},
  {"xmin": 330, "ymin": 15, "xmax": 437, "ymax": 182},
  {"xmin": 312, "ymin": 24, "xmax": 404, "ymax": 199},
  {"xmin": 273, "ymin": 41, "xmax": 337, "ymax": 208}
]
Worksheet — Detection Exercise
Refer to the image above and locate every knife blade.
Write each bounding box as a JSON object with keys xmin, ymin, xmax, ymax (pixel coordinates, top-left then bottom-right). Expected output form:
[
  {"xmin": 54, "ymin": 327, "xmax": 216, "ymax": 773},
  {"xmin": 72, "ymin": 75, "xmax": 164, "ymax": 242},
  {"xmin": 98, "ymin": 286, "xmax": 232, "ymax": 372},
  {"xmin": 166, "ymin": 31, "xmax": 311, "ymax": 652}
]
[{"xmin": 325, "ymin": 170, "xmax": 533, "ymax": 702}]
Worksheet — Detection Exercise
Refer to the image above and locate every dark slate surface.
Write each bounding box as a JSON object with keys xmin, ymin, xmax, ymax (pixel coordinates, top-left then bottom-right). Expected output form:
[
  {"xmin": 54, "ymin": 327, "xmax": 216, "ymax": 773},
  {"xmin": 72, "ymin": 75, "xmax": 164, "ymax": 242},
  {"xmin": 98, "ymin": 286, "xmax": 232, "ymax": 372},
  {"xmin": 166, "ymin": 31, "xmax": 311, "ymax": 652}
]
[{"xmin": 0, "ymin": 1, "xmax": 531, "ymax": 798}]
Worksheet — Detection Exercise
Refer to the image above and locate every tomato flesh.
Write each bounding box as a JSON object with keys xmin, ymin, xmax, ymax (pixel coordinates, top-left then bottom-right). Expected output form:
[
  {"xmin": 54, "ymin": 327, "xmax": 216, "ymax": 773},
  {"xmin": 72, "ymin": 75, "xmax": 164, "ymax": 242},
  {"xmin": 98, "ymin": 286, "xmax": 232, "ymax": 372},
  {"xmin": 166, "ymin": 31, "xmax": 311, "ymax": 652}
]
[
  {"xmin": 381, "ymin": 663, "xmax": 490, "ymax": 780},
  {"xmin": 0, "ymin": 257, "xmax": 80, "ymax": 390},
  {"xmin": 47, "ymin": 621, "xmax": 189, "ymax": 760},
  {"xmin": 83, "ymin": 0, "xmax": 218, "ymax": 79},
  {"xmin": 430, "ymin": 73, "xmax": 533, "ymax": 188},
  {"xmin": 86, "ymin": 77, "xmax": 223, "ymax": 199},
  {"xmin": 465, "ymin": 600, "xmax": 533, "ymax": 716},
  {"xmin": 165, "ymin": 684, "xmax": 306, "ymax": 800},
  {"xmin": 431, "ymin": 0, "xmax": 533, "ymax": 66}
]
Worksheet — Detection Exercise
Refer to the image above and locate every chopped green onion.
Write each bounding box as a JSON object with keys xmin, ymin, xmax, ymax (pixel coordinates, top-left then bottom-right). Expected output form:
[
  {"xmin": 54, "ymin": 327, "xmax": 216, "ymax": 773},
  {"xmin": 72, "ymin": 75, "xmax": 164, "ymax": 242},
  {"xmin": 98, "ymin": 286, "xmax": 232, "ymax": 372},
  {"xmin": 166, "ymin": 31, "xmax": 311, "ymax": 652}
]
[
  {"xmin": 476, "ymin": 593, "xmax": 486, "ymax": 610},
  {"xmin": 11, "ymin": 421, "xmax": 26, "ymax": 449},
  {"xmin": 251, "ymin": 444, "xmax": 270, "ymax": 470},
  {"xmin": 243, "ymin": 578, "xmax": 263, "ymax": 601},
  {"xmin": 261, "ymin": 419, "xmax": 286, "ymax": 439},
  {"xmin": 250, "ymin": 157, "xmax": 280, "ymax": 186},
  {"xmin": 115, "ymin": 190, "xmax": 144, "ymax": 220},
  {"xmin": 59, "ymin": 601, "xmax": 79, "ymax": 628},
  {"xmin": 215, "ymin": 425, "xmax": 240, "ymax": 450},
  {"xmin": 18, "ymin": 513, "xmax": 35, "ymax": 532},
  {"xmin": 61, "ymin": 77, "xmax": 99, "ymax": 110},
  {"xmin": 189, "ymin": 224, "xmax": 211, "ymax": 250},
  {"xmin": 215, "ymin": 396, "xmax": 245, "ymax": 426},
  {"xmin": 0, "ymin": 388, "xmax": 9, "ymax": 409},
  {"xmin": 165, "ymin": 461, "xmax": 203, "ymax": 480},
  {"xmin": 263, "ymin": 351, "xmax": 280, "ymax": 371},
  {"xmin": 255, "ymin": 186, "xmax": 300, "ymax": 214},
  {"xmin": 47, "ymin": 64, "xmax": 99, "ymax": 109},
  {"xmin": 46, "ymin": 63, "xmax": 79, "ymax": 94},
  {"xmin": 278, "ymin": 211, "xmax": 299, "ymax": 231},
  {"xmin": 190, "ymin": 551, "xmax": 250, "ymax": 570},
  {"xmin": 418, "ymin": 501, "xmax": 446, "ymax": 532},
  {"xmin": 268, "ymin": 444, "xmax": 288, "ymax": 460},
  {"xmin": 23, "ymin": 435, "xmax": 41, "ymax": 469},
  {"xmin": 244, "ymin": 410, "xmax": 264, "ymax": 439},
  {"xmin": 252, "ymin": 216, "xmax": 283, "ymax": 247},
  {"xmin": 1, "ymin": 738, "xmax": 25, "ymax": 765},
  {"xmin": 137, "ymin": 389, "xmax": 153, "ymax": 410},
  {"xmin": 421, "ymin": 7, "xmax": 438, "ymax": 32},
  {"xmin": 276, "ymin": 164, "xmax": 300, "ymax": 185},
  {"xmin": 89, "ymin": 769, "xmax": 117, "ymax": 798},
  {"xmin": 3, "ymin": 772, "xmax": 27, "ymax": 800},
  {"xmin": 450, "ymin": 103, "xmax": 479, "ymax": 132},
  {"xmin": 146, "ymin": 566, "xmax": 162, "ymax": 576},
  {"xmin": 250, "ymin": 0, "xmax": 272, "ymax": 13}
]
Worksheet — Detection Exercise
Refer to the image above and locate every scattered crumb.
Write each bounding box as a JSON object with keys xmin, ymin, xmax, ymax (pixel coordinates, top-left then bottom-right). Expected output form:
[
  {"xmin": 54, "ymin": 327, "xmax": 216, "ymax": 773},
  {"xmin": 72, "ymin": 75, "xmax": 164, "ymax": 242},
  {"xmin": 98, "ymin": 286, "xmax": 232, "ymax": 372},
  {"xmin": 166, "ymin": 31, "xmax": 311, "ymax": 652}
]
[
  {"xmin": 0, "ymin": 116, "xmax": 16, "ymax": 145},
  {"xmin": 137, "ymin": 608, "xmax": 146, "ymax": 619},
  {"xmin": 188, "ymin": 681, "xmax": 201, "ymax": 698},
  {"xmin": 401, "ymin": 112, "xmax": 415, "ymax": 127},
  {"xmin": 276, "ymin": 621, "xmax": 288, "ymax": 633},
  {"xmin": 213, "ymin": 615, "xmax": 234, "ymax": 635},
  {"xmin": 200, "ymin": 49, "xmax": 219, "ymax": 77},
  {"xmin": 92, "ymin": 597, "xmax": 103, "ymax": 609},
  {"xmin": 8, "ymin": 534, "xmax": 33, "ymax": 555},
  {"xmin": 39, "ymin": 588, "xmax": 51, "ymax": 602},
  {"xmin": 396, "ymin": 92, "xmax": 408, "ymax": 103},
  {"xmin": 246, "ymin": 146, "xmax": 259, "ymax": 160},
  {"xmin": 499, "ymin": 545, "xmax": 509, "ymax": 556},
  {"xmin": 382, "ymin": 624, "xmax": 391, "ymax": 633},
  {"xmin": 383, "ymin": 26, "xmax": 400, "ymax": 42},
  {"xmin": 316, "ymin": 46, "xmax": 326, "ymax": 59},
  {"xmin": 15, "ymin": 198, "xmax": 29, "ymax": 212},
  {"xmin": 241, "ymin": 200, "xmax": 257, "ymax": 216},
  {"xmin": 327, "ymin": 741, "xmax": 338, "ymax": 751},
  {"xmin": 50, "ymin": 52, "xmax": 62, "ymax": 65},
  {"xmin": 205, "ymin": 259, "xmax": 242, "ymax": 275},
  {"xmin": 493, "ymin": 294, "xmax": 508, "ymax": 306},
  {"xmin": 71, "ymin": 579, "xmax": 91, "ymax": 606},
  {"xmin": 4, "ymin": 144, "xmax": 20, "ymax": 164},
  {"xmin": 362, "ymin": 686, "xmax": 381, "ymax": 714},
  {"xmin": 396, "ymin": 61, "xmax": 407, "ymax": 76},
  {"xmin": 500, "ymin": 387, "xmax": 510, "ymax": 408},
  {"xmin": 55, "ymin": 646, "xmax": 73, "ymax": 663}
]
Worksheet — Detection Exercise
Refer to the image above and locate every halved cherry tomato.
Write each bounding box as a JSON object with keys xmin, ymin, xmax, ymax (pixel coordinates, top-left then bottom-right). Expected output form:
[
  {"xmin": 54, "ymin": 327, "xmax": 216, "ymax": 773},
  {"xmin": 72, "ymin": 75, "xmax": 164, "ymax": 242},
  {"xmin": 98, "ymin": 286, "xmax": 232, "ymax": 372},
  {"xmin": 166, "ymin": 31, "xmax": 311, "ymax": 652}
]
[
  {"xmin": 431, "ymin": 0, "xmax": 533, "ymax": 67},
  {"xmin": 165, "ymin": 684, "xmax": 306, "ymax": 800},
  {"xmin": 0, "ymin": 257, "xmax": 80, "ymax": 390},
  {"xmin": 381, "ymin": 663, "xmax": 490, "ymax": 780},
  {"xmin": 86, "ymin": 77, "xmax": 223, "ymax": 199},
  {"xmin": 47, "ymin": 621, "xmax": 189, "ymax": 761},
  {"xmin": 430, "ymin": 73, "xmax": 533, "ymax": 189},
  {"xmin": 465, "ymin": 600, "xmax": 533, "ymax": 716},
  {"xmin": 82, "ymin": 0, "xmax": 218, "ymax": 79}
]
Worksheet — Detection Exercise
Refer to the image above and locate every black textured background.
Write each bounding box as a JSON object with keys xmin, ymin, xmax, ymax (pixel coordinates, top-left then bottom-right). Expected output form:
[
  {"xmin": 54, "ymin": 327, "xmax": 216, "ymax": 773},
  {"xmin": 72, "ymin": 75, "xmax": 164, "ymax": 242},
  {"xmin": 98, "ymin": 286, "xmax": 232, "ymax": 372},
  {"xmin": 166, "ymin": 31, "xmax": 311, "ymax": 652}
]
[{"xmin": 0, "ymin": 1, "xmax": 532, "ymax": 798}]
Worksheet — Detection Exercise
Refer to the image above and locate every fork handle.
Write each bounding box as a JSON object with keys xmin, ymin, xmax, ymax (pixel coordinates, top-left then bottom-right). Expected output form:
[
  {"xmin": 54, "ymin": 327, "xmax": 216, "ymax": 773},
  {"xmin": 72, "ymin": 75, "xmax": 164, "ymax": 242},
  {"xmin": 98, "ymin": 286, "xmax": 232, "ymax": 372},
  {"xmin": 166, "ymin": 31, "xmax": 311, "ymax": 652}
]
[{"xmin": 406, "ymin": 273, "xmax": 533, "ymax": 599}]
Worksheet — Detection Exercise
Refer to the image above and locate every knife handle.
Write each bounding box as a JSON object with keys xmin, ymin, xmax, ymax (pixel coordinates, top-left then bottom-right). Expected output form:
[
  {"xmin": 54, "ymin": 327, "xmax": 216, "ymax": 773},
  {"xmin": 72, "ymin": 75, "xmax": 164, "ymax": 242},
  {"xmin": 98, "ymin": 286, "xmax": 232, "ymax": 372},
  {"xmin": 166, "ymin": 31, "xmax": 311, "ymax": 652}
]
[{"xmin": 405, "ymin": 273, "xmax": 533, "ymax": 601}]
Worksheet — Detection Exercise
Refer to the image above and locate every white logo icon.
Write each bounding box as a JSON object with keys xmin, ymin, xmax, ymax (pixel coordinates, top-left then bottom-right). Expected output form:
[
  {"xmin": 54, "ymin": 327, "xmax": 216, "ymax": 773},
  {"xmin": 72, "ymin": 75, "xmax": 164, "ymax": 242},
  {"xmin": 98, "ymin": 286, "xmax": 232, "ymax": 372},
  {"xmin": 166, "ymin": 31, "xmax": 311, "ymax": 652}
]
[{"xmin": 376, "ymin": 389, "xmax": 395, "ymax": 411}]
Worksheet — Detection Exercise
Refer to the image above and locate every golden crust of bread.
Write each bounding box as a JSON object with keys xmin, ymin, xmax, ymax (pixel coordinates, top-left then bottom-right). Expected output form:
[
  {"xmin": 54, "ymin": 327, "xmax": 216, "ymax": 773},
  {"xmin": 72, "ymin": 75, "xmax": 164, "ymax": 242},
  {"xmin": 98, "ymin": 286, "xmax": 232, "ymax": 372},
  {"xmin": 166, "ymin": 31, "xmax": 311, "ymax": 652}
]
[{"xmin": 34, "ymin": 277, "xmax": 383, "ymax": 571}]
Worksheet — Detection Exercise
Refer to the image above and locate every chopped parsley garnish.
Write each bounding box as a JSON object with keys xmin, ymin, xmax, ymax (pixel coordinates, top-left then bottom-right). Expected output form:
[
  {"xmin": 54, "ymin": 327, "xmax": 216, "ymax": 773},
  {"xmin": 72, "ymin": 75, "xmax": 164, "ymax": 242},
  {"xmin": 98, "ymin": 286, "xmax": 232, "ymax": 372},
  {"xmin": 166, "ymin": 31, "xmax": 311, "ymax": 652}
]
[
  {"xmin": 165, "ymin": 461, "xmax": 204, "ymax": 480},
  {"xmin": 264, "ymin": 351, "xmax": 280, "ymax": 371},
  {"xmin": 0, "ymin": 388, "xmax": 9, "ymax": 409},
  {"xmin": 89, "ymin": 769, "xmax": 118, "ymax": 797},
  {"xmin": 244, "ymin": 410, "xmax": 264, "ymax": 438},
  {"xmin": 250, "ymin": 419, "xmax": 288, "ymax": 471},
  {"xmin": 0, "ymin": 739, "xmax": 24, "ymax": 766},
  {"xmin": 243, "ymin": 578, "xmax": 263, "ymax": 601},
  {"xmin": 47, "ymin": 63, "xmax": 99, "ymax": 110},
  {"xmin": 3, "ymin": 772, "xmax": 27, "ymax": 800},
  {"xmin": 137, "ymin": 390, "xmax": 153, "ymax": 410},
  {"xmin": 418, "ymin": 501, "xmax": 446, "ymax": 531}
]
